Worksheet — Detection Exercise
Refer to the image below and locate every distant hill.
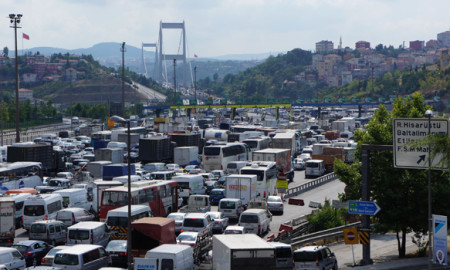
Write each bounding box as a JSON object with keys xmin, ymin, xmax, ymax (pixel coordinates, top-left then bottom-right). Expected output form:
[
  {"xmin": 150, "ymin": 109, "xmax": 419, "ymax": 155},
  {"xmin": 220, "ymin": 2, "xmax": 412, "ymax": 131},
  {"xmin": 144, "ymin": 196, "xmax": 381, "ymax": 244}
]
[{"xmin": 22, "ymin": 43, "xmax": 268, "ymax": 79}]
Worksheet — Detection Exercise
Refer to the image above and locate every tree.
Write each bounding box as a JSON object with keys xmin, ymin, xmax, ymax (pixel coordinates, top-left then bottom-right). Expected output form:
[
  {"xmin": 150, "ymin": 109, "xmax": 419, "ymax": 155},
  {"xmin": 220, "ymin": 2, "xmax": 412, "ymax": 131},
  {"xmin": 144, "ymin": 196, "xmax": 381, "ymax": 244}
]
[
  {"xmin": 334, "ymin": 92, "xmax": 450, "ymax": 258},
  {"xmin": 3, "ymin": 47, "xmax": 8, "ymax": 57}
]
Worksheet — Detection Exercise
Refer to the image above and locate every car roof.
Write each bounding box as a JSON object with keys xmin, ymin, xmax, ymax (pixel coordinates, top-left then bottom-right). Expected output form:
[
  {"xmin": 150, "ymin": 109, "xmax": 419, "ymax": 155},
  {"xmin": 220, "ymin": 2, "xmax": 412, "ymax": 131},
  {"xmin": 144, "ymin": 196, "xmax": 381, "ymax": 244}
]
[
  {"xmin": 296, "ymin": 245, "xmax": 328, "ymax": 252},
  {"xmin": 55, "ymin": 244, "xmax": 103, "ymax": 254},
  {"xmin": 14, "ymin": 240, "xmax": 43, "ymax": 246},
  {"xmin": 185, "ymin": 213, "xmax": 208, "ymax": 218},
  {"xmin": 177, "ymin": 231, "xmax": 199, "ymax": 236}
]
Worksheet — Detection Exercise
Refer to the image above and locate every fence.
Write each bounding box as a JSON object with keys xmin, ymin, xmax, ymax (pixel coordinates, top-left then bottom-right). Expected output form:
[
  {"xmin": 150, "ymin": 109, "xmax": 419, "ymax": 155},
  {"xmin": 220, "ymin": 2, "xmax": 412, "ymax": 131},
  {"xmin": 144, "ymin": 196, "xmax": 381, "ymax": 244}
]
[{"xmin": 285, "ymin": 172, "xmax": 337, "ymax": 199}]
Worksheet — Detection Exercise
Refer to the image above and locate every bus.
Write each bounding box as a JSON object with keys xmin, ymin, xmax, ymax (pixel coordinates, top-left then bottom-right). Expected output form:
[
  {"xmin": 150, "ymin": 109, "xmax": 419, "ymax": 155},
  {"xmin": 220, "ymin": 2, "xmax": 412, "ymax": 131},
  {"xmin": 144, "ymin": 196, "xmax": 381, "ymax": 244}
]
[
  {"xmin": 99, "ymin": 180, "xmax": 178, "ymax": 221},
  {"xmin": 240, "ymin": 161, "xmax": 278, "ymax": 200},
  {"xmin": 242, "ymin": 137, "xmax": 271, "ymax": 152},
  {"xmin": 0, "ymin": 162, "xmax": 43, "ymax": 194},
  {"xmin": 91, "ymin": 130, "xmax": 112, "ymax": 149},
  {"xmin": 106, "ymin": 205, "xmax": 152, "ymax": 240},
  {"xmin": 202, "ymin": 142, "xmax": 248, "ymax": 172}
]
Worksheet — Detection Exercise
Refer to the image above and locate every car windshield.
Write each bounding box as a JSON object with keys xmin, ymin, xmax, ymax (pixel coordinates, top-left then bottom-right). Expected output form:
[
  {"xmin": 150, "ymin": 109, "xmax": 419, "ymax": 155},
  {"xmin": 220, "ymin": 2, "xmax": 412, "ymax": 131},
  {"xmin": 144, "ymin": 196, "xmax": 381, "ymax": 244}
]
[
  {"xmin": 268, "ymin": 197, "xmax": 282, "ymax": 203},
  {"xmin": 224, "ymin": 229, "xmax": 243, "ymax": 234},
  {"xmin": 220, "ymin": 201, "xmax": 235, "ymax": 209},
  {"xmin": 24, "ymin": 205, "xmax": 45, "ymax": 216},
  {"xmin": 208, "ymin": 213, "xmax": 220, "ymax": 219},
  {"xmin": 54, "ymin": 254, "xmax": 79, "ymax": 265},
  {"xmin": 12, "ymin": 245, "xmax": 28, "ymax": 254},
  {"xmin": 167, "ymin": 214, "xmax": 184, "ymax": 221},
  {"xmin": 177, "ymin": 234, "xmax": 196, "ymax": 241},
  {"xmin": 183, "ymin": 218, "xmax": 204, "ymax": 228},
  {"xmin": 68, "ymin": 229, "xmax": 90, "ymax": 240},
  {"xmin": 240, "ymin": 215, "xmax": 258, "ymax": 223},
  {"xmin": 294, "ymin": 251, "xmax": 322, "ymax": 261},
  {"xmin": 106, "ymin": 241, "xmax": 127, "ymax": 252},
  {"xmin": 31, "ymin": 224, "xmax": 47, "ymax": 233},
  {"xmin": 210, "ymin": 190, "xmax": 223, "ymax": 195}
]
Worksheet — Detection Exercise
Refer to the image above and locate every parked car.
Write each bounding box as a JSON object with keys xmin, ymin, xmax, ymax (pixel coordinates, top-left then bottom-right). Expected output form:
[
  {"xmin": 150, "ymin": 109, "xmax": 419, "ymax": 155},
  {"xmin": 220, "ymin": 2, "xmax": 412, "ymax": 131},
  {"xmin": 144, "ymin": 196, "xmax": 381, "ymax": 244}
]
[
  {"xmin": 105, "ymin": 240, "xmax": 127, "ymax": 268},
  {"xmin": 40, "ymin": 245, "xmax": 71, "ymax": 266},
  {"xmin": 12, "ymin": 240, "xmax": 53, "ymax": 267},
  {"xmin": 206, "ymin": 211, "xmax": 229, "ymax": 233},
  {"xmin": 267, "ymin": 196, "xmax": 284, "ymax": 215},
  {"xmin": 167, "ymin": 212, "xmax": 186, "ymax": 234},
  {"xmin": 293, "ymin": 245, "xmax": 338, "ymax": 270}
]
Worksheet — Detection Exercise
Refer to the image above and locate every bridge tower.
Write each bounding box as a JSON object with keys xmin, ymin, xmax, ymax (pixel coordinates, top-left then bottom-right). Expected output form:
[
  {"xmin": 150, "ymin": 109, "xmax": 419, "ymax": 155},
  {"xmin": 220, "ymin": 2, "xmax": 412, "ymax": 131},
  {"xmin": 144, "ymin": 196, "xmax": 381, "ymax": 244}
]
[
  {"xmin": 157, "ymin": 21, "xmax": 188, "ymax": 87},
  {"xmin": 141, "ymin": 42, "xmax": 158, "ymax": 79}
]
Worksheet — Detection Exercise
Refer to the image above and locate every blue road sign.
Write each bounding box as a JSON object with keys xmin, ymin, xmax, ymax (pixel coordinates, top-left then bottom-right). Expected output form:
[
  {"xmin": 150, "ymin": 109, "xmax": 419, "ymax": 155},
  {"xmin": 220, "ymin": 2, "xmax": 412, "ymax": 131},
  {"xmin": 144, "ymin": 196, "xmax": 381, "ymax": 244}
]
[{"xmin": 348, "ymin": 200, "xmax": 381, "ymax": 216}]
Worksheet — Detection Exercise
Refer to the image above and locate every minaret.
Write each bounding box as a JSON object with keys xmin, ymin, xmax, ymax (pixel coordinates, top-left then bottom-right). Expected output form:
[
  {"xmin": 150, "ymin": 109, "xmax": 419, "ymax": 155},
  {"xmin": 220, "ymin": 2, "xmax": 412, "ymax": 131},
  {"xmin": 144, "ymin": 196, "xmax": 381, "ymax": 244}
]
[{"xmin": 339, "ymin": 36, "xmax": 342, "ymax": 50}]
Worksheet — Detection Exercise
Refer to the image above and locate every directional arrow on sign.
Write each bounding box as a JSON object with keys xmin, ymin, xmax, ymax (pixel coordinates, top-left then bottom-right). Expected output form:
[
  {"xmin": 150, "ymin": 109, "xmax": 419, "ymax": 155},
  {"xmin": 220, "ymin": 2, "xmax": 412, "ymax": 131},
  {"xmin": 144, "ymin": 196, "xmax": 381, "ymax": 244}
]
[
  {"xmin": 417, "ymin": 155, "xmax": 426, "ymax": 164},
  {"xmin": 348, "ymin": 200, "xmax": 381, "ymax": 216}
]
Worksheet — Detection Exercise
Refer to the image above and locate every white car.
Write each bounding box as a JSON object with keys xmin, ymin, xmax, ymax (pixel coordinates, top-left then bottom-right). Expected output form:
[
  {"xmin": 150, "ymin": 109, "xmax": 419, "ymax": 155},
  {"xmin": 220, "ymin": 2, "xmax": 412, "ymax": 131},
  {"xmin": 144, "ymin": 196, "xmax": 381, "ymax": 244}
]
[
  {"xmin": 166, "ymin": 163, "xmax": 181, "ymax": 170},
  {"xmin": 223, "ymin": 225, "xmax": 247, "ymax": 234},
  {"xmin": 294, "ymin": 158, "xmax": 306, "ymax": 170},
  {"xmin": 56, "ymin": 172, "xmax": 74, "ymax": 181},
  {"xmin": 167, "ymin": 212, "xmax": 186, "ymax": 234},
  {"xmin": 267, "ymin": 196, "xmax": 284, "ymax": 215},
  {"xmin": 176, "ymin": 231, "xmax": 200, "ymax": 247},
  {"xmin": 206, "ymin": 211, "xmax": 229, "ymax": 233}
]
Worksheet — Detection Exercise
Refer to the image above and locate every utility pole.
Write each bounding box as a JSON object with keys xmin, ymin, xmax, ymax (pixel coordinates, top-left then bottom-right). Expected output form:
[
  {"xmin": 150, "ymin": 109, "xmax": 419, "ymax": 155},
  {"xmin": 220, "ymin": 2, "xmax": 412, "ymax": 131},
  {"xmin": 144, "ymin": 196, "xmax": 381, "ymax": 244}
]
[
  {"xmin": 173, "ymin": 59, "xmax": 177, "ymax": 101},
  {"xmin": 9, "ymin": 14, "xmax": 22, "ymax": 143},
  {"xmin": 194, "ymin": 66, "xmax": 197, "ymax": 102},
  {"xmin": 121, "ymin": 42, "xmax": 126, "ymax": 118}
]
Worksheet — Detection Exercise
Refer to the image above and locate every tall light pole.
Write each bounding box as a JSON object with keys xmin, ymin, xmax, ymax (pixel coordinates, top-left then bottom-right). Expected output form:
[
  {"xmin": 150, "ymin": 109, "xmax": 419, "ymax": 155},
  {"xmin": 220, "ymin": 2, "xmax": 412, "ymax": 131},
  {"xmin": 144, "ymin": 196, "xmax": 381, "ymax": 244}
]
[
  {"xmin": 110, "ymin": 115, "xmax": 131, "ymax": 270},
  {"xmin": 121, "ymin": 42, "xmax": 126, "ymax": 118},
  {"xmin": 425, "ymin": 109, "xmax": 432, "ymax": 270},
  {"xmin": 9, "ymin": 14, "xmax": 22, "ymax": 143},
  {"xmin": 194, "ymin": 66, "xmax": 197, "ymax": 101}
]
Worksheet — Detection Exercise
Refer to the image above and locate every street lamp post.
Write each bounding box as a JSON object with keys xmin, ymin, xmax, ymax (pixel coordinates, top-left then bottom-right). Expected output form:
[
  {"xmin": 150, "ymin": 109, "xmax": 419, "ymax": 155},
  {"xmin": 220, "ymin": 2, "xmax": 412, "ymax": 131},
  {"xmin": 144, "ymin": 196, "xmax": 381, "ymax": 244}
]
[
  {"xmin": 9, "ymin": 14, "xmax": 22, "ymax": 143},
  {"xmin": 110, "ymin": 115, "xmax": 131, "ymax": 270},
  {"xmin": 121, "ymin": 42, "xmax": 126, "ymax": 118},
  {"xmin": 425, "ymin": 109, "xmax": 432, "ymax": 270}
]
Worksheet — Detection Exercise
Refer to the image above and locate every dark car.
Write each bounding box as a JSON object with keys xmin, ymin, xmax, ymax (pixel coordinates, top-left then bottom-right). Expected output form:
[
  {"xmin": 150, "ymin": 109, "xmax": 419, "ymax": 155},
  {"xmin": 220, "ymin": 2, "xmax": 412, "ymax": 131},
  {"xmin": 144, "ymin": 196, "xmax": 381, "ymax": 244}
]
[
  {"xmin": 204, "ymin": 180, "xmax": 220, "ymax": 195},
  {"xmin": 105, "ymin": 240, "xmax": 127, "ymax": 268},
  {"xmin": 12, "ymin": 240, "xmax": 53, "ymax": 267}
]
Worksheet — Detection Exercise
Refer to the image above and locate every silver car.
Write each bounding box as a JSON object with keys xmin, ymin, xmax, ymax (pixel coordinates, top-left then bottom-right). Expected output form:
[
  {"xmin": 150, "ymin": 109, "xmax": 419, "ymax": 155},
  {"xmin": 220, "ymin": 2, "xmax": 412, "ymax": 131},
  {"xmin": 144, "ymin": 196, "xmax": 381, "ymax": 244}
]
[{"xmin": 267, "ymin": 196, "xmax": 284, "ymax": 215}]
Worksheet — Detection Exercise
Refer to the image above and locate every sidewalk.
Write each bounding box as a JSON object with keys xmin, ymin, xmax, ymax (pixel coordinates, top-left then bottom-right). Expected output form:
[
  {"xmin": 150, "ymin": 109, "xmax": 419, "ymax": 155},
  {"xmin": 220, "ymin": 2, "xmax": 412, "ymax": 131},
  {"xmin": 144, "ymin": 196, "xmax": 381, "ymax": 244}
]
[{"xmin": 341, "ymin": 257, "xmax": 450, "ymax": 269}]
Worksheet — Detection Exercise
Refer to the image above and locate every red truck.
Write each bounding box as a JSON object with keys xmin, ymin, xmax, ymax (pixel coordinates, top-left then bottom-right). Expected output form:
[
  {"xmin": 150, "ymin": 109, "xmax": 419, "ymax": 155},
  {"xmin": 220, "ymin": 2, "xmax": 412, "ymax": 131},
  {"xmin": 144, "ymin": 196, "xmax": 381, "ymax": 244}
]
[{"xmin": 131, "ymin": 217, "xmax": 176, "ymax": 257}]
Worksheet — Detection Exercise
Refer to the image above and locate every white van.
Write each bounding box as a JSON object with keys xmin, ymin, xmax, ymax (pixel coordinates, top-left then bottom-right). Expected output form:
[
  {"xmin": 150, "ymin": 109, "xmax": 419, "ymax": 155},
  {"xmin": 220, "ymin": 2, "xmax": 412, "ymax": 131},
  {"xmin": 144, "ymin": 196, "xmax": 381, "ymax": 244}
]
[
  {"xmin": 23, "ymin": 194, "xmax": 63, "ymax": 230},
  {"xmin": 134, "ymin": 244, "xmax": 193, "ymax": 270},
  {"xmin": 29, "ymin": 220, "xmax": 67, "ymax": 245},
  {"xmin": 106, "ymin": 205, "xmax": 152, "ymax": 240},
  {"xmin": 268, "ymin": 242, "xmax": 293, "ymax": 270},
  {"xmin": 218, "ymin": 198, "xmax": 244, "ymax": 219},
  {"xmin": 53, "ymin": 244, "xmax": 111, "ymax": 270},
  {"xmin": 56, "ymin": 208, "xmax": 95, "ymax": 226},
  {"xmin": 0, "ymin": 247, "xmax": 25, "ymax": 270},
  {"xmin": 143, "ymin": 163, "xmax": 166, "ymax": 173},
  {"xmin": 226, "ymin": 161, "xmax": 248, "ymax": 175},
  {"xmin": 172, "ymin": 175, "xmax": 206, "ymax": 203},
  {"xmin": 150, "ymin": 171, "xmax": 176, "ymax": 180},
  {"xmin": 238, "ymin": 208, "xmax": 271, "ymax": 236},
  {"xmin": 54, "ymin": 188, "xmax": 92, "ymax": 211},
  {"xmin": 67, "ymin": 221, "xmax": 110, "ymax": 247},
  {"xmin": 8, "ymin": 193, "xmax": 31, "ymax": 229},
  {"xmin": 305, "ymin": 160, "xmax": 326, "ymax": 178}
]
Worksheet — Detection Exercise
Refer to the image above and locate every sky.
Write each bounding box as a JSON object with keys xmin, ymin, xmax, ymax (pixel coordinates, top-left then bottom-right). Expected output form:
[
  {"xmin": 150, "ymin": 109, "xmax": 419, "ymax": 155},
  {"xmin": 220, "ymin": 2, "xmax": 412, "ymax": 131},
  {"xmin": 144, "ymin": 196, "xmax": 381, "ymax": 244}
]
[{"xmin": 0, "ymin": 0, "xmax": 449, "ymax": 58}]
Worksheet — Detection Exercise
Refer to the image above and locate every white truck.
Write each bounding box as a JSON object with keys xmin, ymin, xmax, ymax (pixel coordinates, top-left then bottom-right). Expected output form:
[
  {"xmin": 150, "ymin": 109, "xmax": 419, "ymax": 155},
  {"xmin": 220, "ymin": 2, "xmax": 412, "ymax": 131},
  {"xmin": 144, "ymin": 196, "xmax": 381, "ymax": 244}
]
[
  {"xmin": 0, "ymin": 197, "xmax": 15, "ymax": 247},
  {"xmin": 271, "ymin": 132, "xmax": 299, "ymax": 157},
  {"xmin": 225, "ymin": 175, "xmax": 257, "ymax": 206},
  {"xmin": 252, "ymin": 148, "xmax": 294, "ymax": 182},
  {"xmin": 179, "ymin": 195, "xmax": 211, "ymax": 213},
  {"xmin": 134, "ymin": 244, "xmax": 194, "ymax": 270},
  {"xmin": 174, "ymin": 146, "xmax": 199, "ymax": 167},
  {"xmin": 212, "ymin": 234, "xmax": 276, "ymax": 270}
]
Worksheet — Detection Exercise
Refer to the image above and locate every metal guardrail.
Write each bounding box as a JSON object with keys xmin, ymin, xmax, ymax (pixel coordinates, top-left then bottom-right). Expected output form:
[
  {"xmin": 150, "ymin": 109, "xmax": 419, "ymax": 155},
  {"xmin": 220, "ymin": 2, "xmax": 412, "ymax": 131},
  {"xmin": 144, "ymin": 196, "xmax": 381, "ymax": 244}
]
[
  {"xmin": 285, "ymin": 173, "xmax": 338, "ymax": 199},
  {"xmin": 289, "ymin": 221, "xmax": 361, "ymax": 247}
]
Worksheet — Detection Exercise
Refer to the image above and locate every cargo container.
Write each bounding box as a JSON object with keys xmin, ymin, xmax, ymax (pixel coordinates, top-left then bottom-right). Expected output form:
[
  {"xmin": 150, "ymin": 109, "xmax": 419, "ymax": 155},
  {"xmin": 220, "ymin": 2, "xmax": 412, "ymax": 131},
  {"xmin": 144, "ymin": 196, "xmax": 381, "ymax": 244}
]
[
  {"xmin": 174, "ymin": 146, "xmax": 199, "ymax": 167},
  {"xmin": 86, "ymin": 160, "xmax": 112, "ymax": 179},
  {"xmin": 94, "ymin": 148, "xmax": 124, "ymax": 163},
  {"xmin": 131, "ymin": 217, "xmax": 176, "ymax": 257},
  {"xmin": 7, "ymin": 144, "xmax": 64, "ymax": 175},
  {"xmin": 139, "ymin": 137, "xmax": 174, "ymax": 163},
  {"xmin": 0, "ymin": 197, "xmax": 15, "ymax": 246},
  {"xmin": 102, "ymin": 163, "xmax": 136, "ymax": 180},
  {"xmin": 212, "ymin": 234, "xmax": 275, "ymax": 270},
  {"xmin": 252, "ymin": 148, "xmax": 294, "ymax": 181}
]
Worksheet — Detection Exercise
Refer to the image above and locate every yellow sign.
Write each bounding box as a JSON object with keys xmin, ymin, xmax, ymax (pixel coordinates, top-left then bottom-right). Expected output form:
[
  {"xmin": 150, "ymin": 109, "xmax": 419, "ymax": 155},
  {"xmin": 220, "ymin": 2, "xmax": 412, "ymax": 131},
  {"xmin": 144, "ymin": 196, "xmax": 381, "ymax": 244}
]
[
  {"xmin": 359, "ymin": 231, "xmax": 370, "ymax": 245},
  {"xmin": 276, "ymin": 180, "xmax": 288, "ymax": 189},
  {"xmin": 343, "ymin": 227, "xmax": 359, "ymax": 245}
]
